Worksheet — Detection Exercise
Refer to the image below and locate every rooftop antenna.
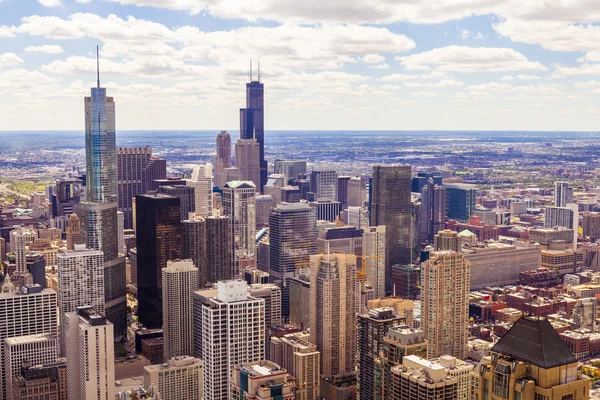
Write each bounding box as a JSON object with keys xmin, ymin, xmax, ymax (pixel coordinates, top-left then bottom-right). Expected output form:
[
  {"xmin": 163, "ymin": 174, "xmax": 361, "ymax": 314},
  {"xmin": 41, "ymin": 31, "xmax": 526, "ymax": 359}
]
[
  {"xmin": 258, "ymin": 55, "xmax": 261, "ymax": 82},
  {"xmin": 250, "ymin": 59, "xmax": 253, "ymax": 82},
  {"xmin": 96, "ymin": 45, "xmax": 100, "ymax": 88}
]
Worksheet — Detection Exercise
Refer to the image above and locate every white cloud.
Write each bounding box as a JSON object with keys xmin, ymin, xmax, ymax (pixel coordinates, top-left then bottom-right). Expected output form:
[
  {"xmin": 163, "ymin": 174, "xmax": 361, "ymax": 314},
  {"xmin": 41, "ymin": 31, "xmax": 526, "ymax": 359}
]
[
  {"xmin": 362, "ymin": 54, "xmax": 385, "ymax": 64},
  {"xmin": 554, "ymin": 63, "xmax": 600, "ymax": 76},
  {"xmin": 473, "ymin": 32, "xmax": 486, "ymax": 40},
  {"xmin": 37, "ymin": 0, "xmax": 63, "ymax": 6},
  {"xmin": 500, "ymin": 76, "xmax": 514, "ymax": 81},
  {"xmin": 0, "ymin": 25, "xmax": 16, "ymax": 38},
  {"xmin": 575, "ymin": 80, "xmax": 600, "ymax": 89},
  {"xmin": 460, "ymin": 29, "xmax": 471, "ymax": 39},
  {"xmin": 24, "ymin": 45, "xmax": 64, "ymax": 54},
  {"xmin": 368, "ymin": 63, "xmax": 390, "ymax": 69},
  {"xmin": 404, "ymin": 79, "xmax": 464, "ymax": 88},
  {"xmin": 410, "ymin": 91, "xmax": 439, "ymax": 97},
  {"xmin": 516, "ymin": 74, "xmax": 540, "ymax": 80},
  {"xmin": 0, "ymin": 53, "xmax": 24, "ymax": 68},
  {"xmin": 396, "ymin": 46, "xmax": 547, "ymax": 72},
  {"xmin": 379, "ymin": 71, "xmax": 450, "ymax": 82},
  {"xmin": 76, "ymin": 0, "xmax": 92, "ymax": 2}
]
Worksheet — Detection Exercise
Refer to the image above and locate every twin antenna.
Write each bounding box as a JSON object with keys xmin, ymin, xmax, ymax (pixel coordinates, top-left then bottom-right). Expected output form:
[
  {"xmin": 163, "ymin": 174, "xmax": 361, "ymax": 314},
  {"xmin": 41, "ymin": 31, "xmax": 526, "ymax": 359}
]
[{"xmin": 248, "ymin": 57, "xmax": 261, "ymax": 83}]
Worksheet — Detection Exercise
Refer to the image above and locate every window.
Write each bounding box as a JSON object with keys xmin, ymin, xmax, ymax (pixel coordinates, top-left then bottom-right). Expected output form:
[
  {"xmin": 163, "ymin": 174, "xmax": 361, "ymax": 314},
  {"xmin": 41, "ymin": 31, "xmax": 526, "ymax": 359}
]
[
  {"xmin": 535, "ymin": 394, "xmax": 548, "ymax": 400},
  {"xmin": 493, "ymin": 364, "xmax": 511, "ymax": 398},
  {"xmin": 562, "ymin": 395, "xmax": 573, "ymax": 400}
]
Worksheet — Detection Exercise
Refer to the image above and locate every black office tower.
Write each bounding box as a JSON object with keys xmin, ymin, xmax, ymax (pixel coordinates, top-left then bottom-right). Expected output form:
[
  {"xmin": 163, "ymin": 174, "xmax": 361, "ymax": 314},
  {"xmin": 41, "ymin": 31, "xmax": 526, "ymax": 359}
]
[{"xmin": 240, "ymin": 66, "xmax": 266, "ymax": 190}]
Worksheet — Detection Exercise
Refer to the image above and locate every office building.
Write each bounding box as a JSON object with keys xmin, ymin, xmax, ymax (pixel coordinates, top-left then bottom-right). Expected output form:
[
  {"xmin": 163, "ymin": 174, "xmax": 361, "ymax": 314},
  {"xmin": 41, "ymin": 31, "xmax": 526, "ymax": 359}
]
[
  {"xmin": 235, "ymin": 139, "xmax": 261, "ymax": 190},
  {"xmin": 269, "ymin": 332, "xmax": 320, "ymax": 400},
  {"xmin": 473, "ymin": 317, "xmax": 589, "ymax": 400},
  {"xmin": 65, "ymin": 213, "xmax": 82, "ymax": 250},
  {"xmin": 214, "ymin": 131, "xmax": 232, "ymax": 188},
  {"xmin": 288, "ymin": 275, "xmax": 311, "ymax": 330},
  {"xmin": 357, "ymin": 308, "xmax": 405, "ymax": 400},
  {"xmin": 4, "ymin": 334, "xmax": 58, "ymax": 400},
  {"xmin": 309, "ymin": 200, "xmax": 341, "ymax": 222},
  {"xmin": 143, "ymin": 356, "xmax": 202, "ymax": 400},
  {"xmin": 420, "ymin": 180, "xmax": 446, "ymax": 244},
  {"xmin": 433, "ymin": 229, "xmax": 462, "ymax": 252},
  {"xmin": 162, "ymin": 260, "xmax": 197, "ymax": 360},
  {"xmin": 545, "ymin": 204, "xmax": 579, "ymax": 249},
  {"xmin": 56, "ymin": 245, "xmax": 104, "ymax": 352},
  {"xmin": 444, "ymin": 183, "xmax": 476, "ymax": 222},
  {"xmin": 51, "ymin": 177, "xmax": 83, "ymax": 218},
  {"xmin": 248, "ymin": 283, "xmax": 282, "ymax": 330},
  {"xmin": 24, "ymin": 252, "xmax": 45, "ymax": 289},
  {"xmin": 222, "ymin": 181, "xmax": 256, "ymax": 277},
  {"xmin": 79, "ymin": 75, "xmax": 127, "ymax": 336},
  {"xmin": 205, "ymin": 216, "xmax": 232, "ymax": 283},
  {"xmin": 582, "ymin": 212, "xmax": 600, "ymax": 240},
  {"xmin": 309, "ymin": 167, "xmax": 338, "ymax": 201},
  {"xmin": 529, "ymin": 227, "xmax": 574, "ymax": 247},
  {"xmin": 230, "ymin": 361, "xmax": 295, "ymax": 399},
  {"xmin": 310, "ymin": 254, "xmax": 357, "ymax": 382},
  {"xmin": 195, "ymin": 280, "xmax": 265, "ymax": 400},
  {"xmin": 255, "ymin": 195, "xmax": 273, "ymax": 228},
  {"xmin": 371, "ymin": 165, "xmax": 413, "ymax": 293},
  {"xmin": 188, "ymin": 163, "xmax": 213, "ymax": 218},
  {"xmin": 317, "ymin": 225, "xmax": 363, "ymax": 257},
  {"xmin": 10, "ymin": 228, "xmax": 35, "ymax": 284},
  {"xmin": 0, "ymin": 283, "xmax": 58, "ymax": 400},
  {"xmin": 117, "ymin": 146, "xmax": 166, "ymax": 229},
  {"xmin": 158, "ymin": 185, "xmax": 195, "ymax": 221},
  {"xmin": 136, "ymin": 193, "xmax": 182, "ymax": 328},
  {"xmin": 363, "ymin": 226, "xmax": 386, "ymax": 299},
  {"xmin": 344, "ymin": 206, "xmax": 369, "ymax": 229},
  {"xmin": 64, "ymin": 307, "xmax": 114, "ymax": 400},
  {"xmin": 555, "ymin": 181, "xmax": 573, "ymax": 207},
  {"xmin": 422, "ymin": 251, "xmax": 469, "ymax": 359},
  {"xmin": 573, "ymin": 298, "xmax": 597, "ymax": 331},
  {"xmin": 11, "ymin": 361, "xmax": 67, "ymax": 400},
  {"xmin": 412, "ymin": 172, "xmax": 442, "ymax": 194},
  {"xmin": 347, "ymin": 175, "xmax": 367, "ymax": 207},
  {"xmin": 239, "ymin": 72, "xmax": 267, "ymax": 189},
  {"xmin": 274, "ymin": 160, "xmax": 306, "ymax": 184},
  {"xmin": 337, "ymin": 175, "xmax": 351, "ymax": 209},
  {"xmin": 269, "ymin": 203, "xmax": 316, "ymax": 320}
]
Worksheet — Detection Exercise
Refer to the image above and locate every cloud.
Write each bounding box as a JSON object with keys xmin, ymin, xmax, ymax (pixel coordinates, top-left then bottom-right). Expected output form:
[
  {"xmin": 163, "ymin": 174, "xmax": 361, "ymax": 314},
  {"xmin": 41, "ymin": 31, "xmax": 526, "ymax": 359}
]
[
  {"xmin": 516, "ymin": 74, "xmax": 540, "ymax": 80},
  {"xmin": 396, "ymin": 46, "xmax": 547, "ymax": 72},
  {"xmin": 410, "ymin": 91, "xmax": 439, "ymax": 97},
  {"xmin": 500, "ymin": 76, "xmax": 514, "ymax": 81},
  {"xmin": 461, "ymin": 29, "xmax": 471, "ymax": 39},
  {"xmin": 0, "ymin": 25, "xmax": 16, "ymax": 38},
  {"xmin": 404, "ymin": 79, "xmax": 464, "ymax": 88},
  {"xmin": 0, "ymin": 53, "xmax": 24, "ymax": 68},
  {"xmin": 378, "ymin": 71, "xmax": 450, "ymax": 82},
  {"xmin": 24, "ymin": 45, "xmax": 64, "ymax": 54},
  {"xmin": 76, "ymin": 0, "xmax": 92, "ymax": 2},
  {"xmin": 554, "ymin": 63, "xmax": 600, "ymax": 76},
  {"xmin": 368, "ymin": 63, "xmax": 390, "ymax": 69},
  {"xmin": 362, "ymin": 54, "xmax": 385, "ymax": 64},
  {"xmin": 575, "ymin": 80, "xmax": 600, "ymax": 89},
  {"xmin": 38, "ymin": 0, "xmax": 63, "ymax": 6}
]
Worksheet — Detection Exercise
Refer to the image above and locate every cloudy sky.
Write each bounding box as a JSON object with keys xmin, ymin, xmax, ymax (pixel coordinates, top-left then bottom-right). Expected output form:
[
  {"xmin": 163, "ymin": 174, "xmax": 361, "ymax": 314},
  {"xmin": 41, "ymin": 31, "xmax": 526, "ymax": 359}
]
[{"xmin": 0, "ymin": 0, "xmax": 599, "ymax": 131}]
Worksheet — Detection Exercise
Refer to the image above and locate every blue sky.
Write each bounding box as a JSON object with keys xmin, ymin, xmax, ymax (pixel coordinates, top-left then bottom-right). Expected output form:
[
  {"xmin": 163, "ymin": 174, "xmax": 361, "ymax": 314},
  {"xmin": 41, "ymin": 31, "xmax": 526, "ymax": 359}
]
[{"xmin": 0, "ymin": 0, "xmax": 599, "ymax": 131}]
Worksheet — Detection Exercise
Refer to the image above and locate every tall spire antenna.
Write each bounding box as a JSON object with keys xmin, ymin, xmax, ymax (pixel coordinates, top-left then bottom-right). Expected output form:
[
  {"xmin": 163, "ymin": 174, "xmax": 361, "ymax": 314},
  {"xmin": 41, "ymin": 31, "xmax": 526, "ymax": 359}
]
[
  {"xmin": 250, "ymin": 59, "xmax": 253, "ymax": 82},
  {"xmin": 96, "ymin": 45, "xmax": 100, "ymax": 88},
  {"xmin": 258, "ymin": 55, "xmax": 260, "ymax": 82}
]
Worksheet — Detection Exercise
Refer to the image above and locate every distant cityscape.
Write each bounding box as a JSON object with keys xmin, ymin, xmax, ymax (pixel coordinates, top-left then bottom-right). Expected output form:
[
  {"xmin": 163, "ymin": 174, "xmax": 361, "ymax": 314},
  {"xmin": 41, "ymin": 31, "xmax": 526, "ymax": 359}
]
[{"xmin": 1, "ymin": 56, "xmax": 600, "ymax": 400}]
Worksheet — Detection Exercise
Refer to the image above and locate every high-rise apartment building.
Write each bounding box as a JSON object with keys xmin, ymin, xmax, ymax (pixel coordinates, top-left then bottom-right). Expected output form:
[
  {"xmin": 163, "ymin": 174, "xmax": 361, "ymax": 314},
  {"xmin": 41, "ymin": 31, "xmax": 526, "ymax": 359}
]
[
  {"xmin": 222, "ymin": 181, "xmax": 256, "ymax": 277},
  {"xmin": 195, "ymin": 280, "xmax": 265, "ymax": 400},
  {"xmin": 310, "ymin": 167, "xmax": 338, "ymax": 202},
  {"xmin": 357, "ymin": 308, "xmax": 405, "ymax": 400},
  {"xmin": 555, "ymin": 181, "xmax": 573, "ymax": 207},
  {"xmin": 143, "ymin": 356, "xmax": 203, "ymax": 400},
  {"xmin": 4, "ymin": 334, "xmax": 58, "ymax": 400},
  {"xmin": 433, "ymin": 229, "xmax": 462, "ymax": 252},
  {"xmin": 269, "ymin": 203, "xmax": 316, "ymax": 320},
  {"xmin": 422, "ymin": 251, "xmax": 469, "ymax": 359},
  {"xmin": 420, "ymin": 180, "xmax": 446, "ymax": 244},
  {"xmin": 444, "ymin": 184, "xmax": 476, "ymax": 222},
  {"xmin": 117, "ymin": 146, "xmax": 166, "ymax": 229},
  {"xmin": 214, "ymin": 131, "xmax": 232, "ymax": 188},
  {"xmin": 269, "ymin": 332, "xmax": 320, "ymax": 400},
  {"xmin": 582, "ymin": 212, "xmax": 600, "ymax": 240},
  {"xmin": 188, "ymin": 163, "xmax": 213, "ymax": 218},
  {"xmin": 309, "ymin": 254, "xmax": 357, "ymax": 380},
  {"xmin": 64, "ymin": 307, "xmax": 114, "ymax": 400},
  {"xmin": 363, "ymin": 225, "xmax": 386, "ymax": 299},
  {"xmin": 230, "ymin": 361, "xmax": 295, "ymax": 399},
  {"xmin": 235, "ymin": 139, "xmax": 261, "ymax": 190},
  {"xmin": 162, "ymin": 260, "xmax": 197, "ymax": 361},
  {"xmin": 135, "ymin": 193, "xmax": 182, "ymax": 328},
  {"xmin": 545, "ymin": 204, "xmax": 579, "ymax": 249},
  {"xmin": 389, "ymin": 356, "xmax": 460, "ymax": 400},
  {"xmin": 79, "ymin": 76, "xmax": 127, "ymax": 336},
  {"xmin": 239, "ymin": 73, "xmax": 267, "ymax": 189},
  {"xmin": 56, "ymin": 245, "xmax": 104, "ymax": 352},
  {"xmin": 371, "ymin": 165, "xmax": 412, "ymax": 293},
  {"xmin": 0, "ymin": 283, "xmax": 58, "ymax": 400},
  {"xmin": 274, "ymin": 160, "xmax": 307, "ymax": 184},
  {"xmin": 158, "ymin": 185, "xmax": 195, "ymax": 221},
  {"xmin": 10, "ymin": 228, "xmax": 36, "ymax": 283}
]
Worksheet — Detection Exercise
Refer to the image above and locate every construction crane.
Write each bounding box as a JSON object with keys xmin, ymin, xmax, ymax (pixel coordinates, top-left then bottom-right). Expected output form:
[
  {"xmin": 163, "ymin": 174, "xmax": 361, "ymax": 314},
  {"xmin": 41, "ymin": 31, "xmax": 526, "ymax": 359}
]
[{"xmin": 355, "ymin": 255, "xmax": 381, "ymax": 279}]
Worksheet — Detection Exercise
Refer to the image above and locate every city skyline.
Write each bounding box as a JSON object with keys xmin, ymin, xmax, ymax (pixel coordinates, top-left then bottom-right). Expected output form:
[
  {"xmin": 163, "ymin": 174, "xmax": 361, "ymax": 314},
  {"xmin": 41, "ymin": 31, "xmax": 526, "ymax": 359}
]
[{"xmin": 1, "ymin": 1, "xmax": 600, "ymax": 131}]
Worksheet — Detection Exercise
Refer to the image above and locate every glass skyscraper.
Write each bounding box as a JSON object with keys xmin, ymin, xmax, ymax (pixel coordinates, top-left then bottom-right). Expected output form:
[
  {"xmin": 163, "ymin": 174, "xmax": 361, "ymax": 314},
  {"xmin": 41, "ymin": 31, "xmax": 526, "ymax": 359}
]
[{"xmin": 240, "ymin": 77, "xmax": 266, "ymax": 190}]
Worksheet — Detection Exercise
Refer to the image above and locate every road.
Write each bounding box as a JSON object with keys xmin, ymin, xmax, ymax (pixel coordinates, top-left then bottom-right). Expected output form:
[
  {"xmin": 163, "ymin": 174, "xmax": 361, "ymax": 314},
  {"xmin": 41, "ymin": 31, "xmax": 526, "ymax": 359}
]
[{"xmin": 115, "ymin": 357, "xmax": 150, "ymax": 380}]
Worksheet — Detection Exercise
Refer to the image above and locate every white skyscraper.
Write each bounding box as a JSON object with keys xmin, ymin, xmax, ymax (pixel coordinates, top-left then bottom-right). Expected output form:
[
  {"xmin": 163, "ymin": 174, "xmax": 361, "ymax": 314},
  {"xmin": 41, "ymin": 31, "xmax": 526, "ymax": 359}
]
[
  {"xmin": 57, "ymin": 245, "xmax": 105, "ymax": 353},
  {"xmin": 363, "ymin": 225, "xmax": 386, "ymax": 299},
  {"xmin": 188, "ymin": 163, "xmax": 214, "ymax": 218},
  {"xmin": 195, "ymin": 280, "xmax": 265, "ymax": 400},
  {"xmin": 0, "ymin": 282, "xmax": 57, "ymax": 400},
  {"xmin": 9, "ymin": 227, "xmax": 36, "ymax": 282},
  {"xmin": 544, "ymin": 204, "xmax": 579, "ymax": 249},
  {"xmin": 310, "ymin": 167, "xmax": 338, "ymax": 201},
  {"xmin": 555, "ymin": 181, "xmax": 573, "ymax": 207},
  {"xmin": 143, "ymin": 356, "xmax": 203, "ymax": 400},
  {"xmin": 162, "ymin": 259, "xmax": 198, "ymax": 361},
  {"xmin": 3, "ymin": 334, "xmax": 59, "ymax": 400},
  {"xmin": 64, "ymin": 307, "xmax": 115, "ymax": 400}
]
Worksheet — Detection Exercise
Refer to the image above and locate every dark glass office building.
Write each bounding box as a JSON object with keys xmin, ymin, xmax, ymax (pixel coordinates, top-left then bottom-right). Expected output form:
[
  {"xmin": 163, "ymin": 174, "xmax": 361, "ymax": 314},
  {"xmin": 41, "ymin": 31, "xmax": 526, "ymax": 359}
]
[{"xmin": 240, "ymin": 78, "xmax": 267, "ymax": 189}]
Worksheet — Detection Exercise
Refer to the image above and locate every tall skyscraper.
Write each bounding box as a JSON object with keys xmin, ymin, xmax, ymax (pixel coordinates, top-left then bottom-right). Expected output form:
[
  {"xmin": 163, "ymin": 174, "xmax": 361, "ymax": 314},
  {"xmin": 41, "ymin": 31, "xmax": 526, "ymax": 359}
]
[
  {"xmin": 444, "ymin": 183, "xmax": 476, "ymax": 222},
  {"xmin": 214, "ymin": 131, "xmax": 232, "ymax": 188},
  {"xmin": 545, "ymin": 204, "xmax": 579, "ymax": 249},
  {"xmin": 240, "ymin": 69, "xmax": 266, "ymax": 189},
  {"xmin": 337, "ymin": 175, "xmax": 351, "ymax": 209},
  {"xmin": 57, "ymin": 245, "xmax": 105, "ymax": 352},
  {"xmin": 364, "ymin": 225, "xmax": 386, "ymax": 299},
  {"xmin": 188, "ymin": 163, "xmax": 213, "ymax": 217},
  {"xmin": 309, "ymin": 254, "xmax": 357, "ymax": 382},
  {"xmin": 9, "ymin": 228, "xmax": 34, "ymax": 284},
  {"xmin": 274, "ymin": 159, "xmax": 307, "ymax": 184},
  {"xmin": 136, "ymin": 193, "xmax": 182, "ymax": 328},
  {"xmin": 0, "ymin": 282, "xmax": 58, "ymax": 400},
  {"xmin": 269, "ymin": 203, "xmax": 317, "ymax": 320},
  {"xmin": 64, "ymin": 307, "xmax": 115, "ymax": 400},
  {"xmin": 222, "ymin": 181, "xmax": 256, "ymax": 277},
  {"xmin": 555, "ymin": 181, "xmax": 573, "ymax": 207},
  {"xmin": 371, "ymin": 165, "xmax": 412, "ymax": 293},
  {"xmin": 66, "ymin": 213, "xmax": 82, "ymax": 250},
  {"xmin": 195, "ymin": 280, "xmax": 265, "ymax": 400},
  {"xmin": 234, "ymin": 139, "xmax": 261, "ymax": 190},
  {"xmin": 78, "ymin": 68, "xmax": 127, "ymax": 336},
  {"xmin": 310, "ymin": 167, "xmax": 338, "ymax": 201},
  {"xmin": 117, "ymin": 146, "xmax": 167, "ymax": 229},
  {"xmin": 162, "ymin": 259, "xmax": 197, "ymax": 361},
  {"xmin": 158, "ymin": 185, "xmax": 196, "ymax": 221},
  {"xmin": 420, "ymin": 179, "xmax": 446, "ymax": 244},
  {"xmin": 347, "ymin": 175, "xmax": 367, "ymax": 207},
  {"xmin": 422, "ymin": 251, "xmax": 469, "ymax": 359},
  {"xmin": 143, "ymin": 356, "xmax": 203, "ymax": 400}
]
